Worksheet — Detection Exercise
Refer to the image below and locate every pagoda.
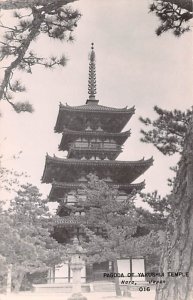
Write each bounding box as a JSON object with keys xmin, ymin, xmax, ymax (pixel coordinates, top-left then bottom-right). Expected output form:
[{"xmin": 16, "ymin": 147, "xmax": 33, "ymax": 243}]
[{"xmin": 42, "ymin": 43, "xmax": 153, "ymax": 283}]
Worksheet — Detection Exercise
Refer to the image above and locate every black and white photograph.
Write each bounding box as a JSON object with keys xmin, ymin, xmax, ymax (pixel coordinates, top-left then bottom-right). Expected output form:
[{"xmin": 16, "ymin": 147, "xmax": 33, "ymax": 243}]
[{"xmin": 0, "ymin": 0, "xmax": 193, "ymax": 299}]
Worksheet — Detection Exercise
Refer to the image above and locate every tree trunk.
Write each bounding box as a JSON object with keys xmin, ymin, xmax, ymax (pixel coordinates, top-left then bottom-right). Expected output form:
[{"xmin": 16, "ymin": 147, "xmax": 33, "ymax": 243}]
[
  {"xmin": 13, "ymin": 272, "xmax": 25, "ymax": 293},
  {"xmin": 0, "ymin": 0, "xmax": 76, "ymax": 10},
  {"xmin": 156, "ymin": 115, "xmax": 193, "ymax": 300},
  {"xmin": 113, "ymin": 260, "xmax": 122, "ymax": 296},
  {"xmin": 6, "ymin": 264, "xmax": 12, "ymax": 294}
]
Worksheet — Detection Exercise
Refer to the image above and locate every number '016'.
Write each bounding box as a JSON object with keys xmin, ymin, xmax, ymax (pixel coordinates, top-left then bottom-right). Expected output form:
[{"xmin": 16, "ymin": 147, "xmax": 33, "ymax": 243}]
[{"xmin": 139, "ymin": 287, "xmax": 150, "ymax": 292}]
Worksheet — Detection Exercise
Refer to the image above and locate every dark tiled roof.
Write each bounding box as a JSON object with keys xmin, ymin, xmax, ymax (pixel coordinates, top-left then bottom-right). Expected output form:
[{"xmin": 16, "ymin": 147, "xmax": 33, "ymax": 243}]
[
  {"xmin": 45, "ymin": 154, "xmax": 153, "ymax": 167},
  {"xmin": 60, "ymin": 102, "xmax": 135, "ymax": 113},
  {"xmin": 42, "ymin": 155, "xmax": 153, "ymax": 184},
  {"xmin": 55, "ymin": 103, "xmax": 135, "ymax": 133}
]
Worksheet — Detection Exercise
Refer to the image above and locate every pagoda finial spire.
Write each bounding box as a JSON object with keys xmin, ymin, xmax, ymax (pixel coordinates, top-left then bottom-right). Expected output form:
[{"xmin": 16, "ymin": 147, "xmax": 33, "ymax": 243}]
[{"xmin": 86, "ymin": 43, "xmax": 98, "ymax": 104}]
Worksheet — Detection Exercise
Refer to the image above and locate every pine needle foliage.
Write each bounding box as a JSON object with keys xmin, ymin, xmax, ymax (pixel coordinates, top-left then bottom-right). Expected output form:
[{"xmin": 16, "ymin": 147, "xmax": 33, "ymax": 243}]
[
  {"xmin": 69, "ymin": 175, "xmax": 162, "ymax": 295},
  {"xmin": 0, "ymin": 0, "xmax": 81, "ymax": 113},
  {"xmin": 140, "ymin": 106, "xmax": 192, "ymax": 156},
  {"xmin": 0, "ymin": 184, "xmax": 64, "ymax": 291},
  {"xmin": 150, "ymin": 0, "xmax": 193, "ymax": 36},
  {"xmin": 72, "ymin": 175, "xmax": 161, "ymax": 265}
]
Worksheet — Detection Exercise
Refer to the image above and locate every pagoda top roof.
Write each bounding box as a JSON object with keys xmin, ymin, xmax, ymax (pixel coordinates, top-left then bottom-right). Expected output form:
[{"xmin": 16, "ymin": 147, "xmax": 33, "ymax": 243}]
[
  {"xmin": 59, "ymin": 102, "xmax": 134, "ymax": 113},
  {"xmin": 54, "ymin": 103, "xmax": 135, "ymax": 133},
  {"xmin": 55, "ymin": 44, "xmax": 135, "ymax": 133},
  {"xmin": 42, "ymin": 154, "xmax": 153, "ymax": 184}
]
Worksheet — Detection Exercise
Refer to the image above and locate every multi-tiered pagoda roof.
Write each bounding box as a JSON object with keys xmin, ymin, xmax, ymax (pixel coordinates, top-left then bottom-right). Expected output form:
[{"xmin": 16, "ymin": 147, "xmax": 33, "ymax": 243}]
[
  {"xmin": 42, "ymin": 43, "xmax": 153, "ymax": 203},
  {"xmin": 54, "ymin": 102, "xmax": 135, "ymax": 133}
]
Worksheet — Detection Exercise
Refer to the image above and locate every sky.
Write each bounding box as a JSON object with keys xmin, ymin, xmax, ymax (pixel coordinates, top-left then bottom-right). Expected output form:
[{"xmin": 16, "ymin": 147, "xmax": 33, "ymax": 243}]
[{"xmin": 1, "ymin": 0, "xmax": 193, "ymax": 204}]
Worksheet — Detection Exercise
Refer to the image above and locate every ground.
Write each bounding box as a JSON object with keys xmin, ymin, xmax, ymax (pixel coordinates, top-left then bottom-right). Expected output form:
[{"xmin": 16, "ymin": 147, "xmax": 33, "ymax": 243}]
[{"xmin": 0, "ymin": 291, "xmax": 155, "ymax": 300}]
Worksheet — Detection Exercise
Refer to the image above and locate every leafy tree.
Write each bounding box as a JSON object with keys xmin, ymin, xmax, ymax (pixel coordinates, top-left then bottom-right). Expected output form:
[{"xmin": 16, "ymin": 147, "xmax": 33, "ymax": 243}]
[
  {"xmin": 68, "ymin": 175, "xmax": 162, "ymax": 296},
  {"xmin": 0, "ymin": 184, "xmax": 64, "ymax": 291},
  {"xmin": 140, "ymin": 106, "xmax": 192, "ymax": 156},
  {"xmin": 0, "ymin": 152, "xmax": 28, "ymax": 193},
  {"xmin": 0, "ymin": 0, "xmax": 80, "ymax": 112},
  {"xmin": 150, "ymin": 0, "xmax": 193, "ymax": 36}
]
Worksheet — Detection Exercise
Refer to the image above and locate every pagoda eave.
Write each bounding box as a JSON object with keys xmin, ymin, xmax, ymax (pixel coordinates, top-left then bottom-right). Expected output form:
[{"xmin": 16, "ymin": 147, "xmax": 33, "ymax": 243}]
[
  {"xmin": 54, "ymin": 103, "xmax": 135, "ymax": 133},
  {"xmin": 59, "ymin": 102, "xmax": 135, "ymax": 113},
  {"xmin": 42, "ymin": 155, "xmax": 153, "ymax": 185},
  {"xmin": 49, "ymin": 181, "xmax": 145, "ymax": 202}
]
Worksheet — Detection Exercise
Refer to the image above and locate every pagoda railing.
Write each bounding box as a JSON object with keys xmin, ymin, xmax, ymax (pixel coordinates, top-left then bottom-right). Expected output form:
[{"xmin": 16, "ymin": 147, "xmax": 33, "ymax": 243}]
[{"xmin": 68, "ymin": 142, "xmax": 122, "ymax": 151}]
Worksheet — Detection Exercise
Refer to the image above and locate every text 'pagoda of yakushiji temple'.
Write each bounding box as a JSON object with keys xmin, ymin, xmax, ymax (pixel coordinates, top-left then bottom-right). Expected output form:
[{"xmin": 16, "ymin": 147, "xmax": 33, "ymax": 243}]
[{"xmin": 41, "ymin": 43, "xmax": 153, "ymax": 283}]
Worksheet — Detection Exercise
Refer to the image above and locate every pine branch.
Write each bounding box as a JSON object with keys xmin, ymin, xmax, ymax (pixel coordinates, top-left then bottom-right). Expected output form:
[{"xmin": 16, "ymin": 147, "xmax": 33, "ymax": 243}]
[
  {"xmin": 140, "ymin": 106, "xmax": 192, "ymax": 155},
  {"xmin": 0, "ymin": 0, "xmax": 80, "ymax": 113},
  {"xmin": 150, "ymin": 0, "xmax": 193, "ymax": 36},
  {"xmin": 162, "ymin": 0, "xmax": 193, "ymax": 12},
  {"xmin": 0, "ymin": 0, "xmax": 77, "ymax": 10}
]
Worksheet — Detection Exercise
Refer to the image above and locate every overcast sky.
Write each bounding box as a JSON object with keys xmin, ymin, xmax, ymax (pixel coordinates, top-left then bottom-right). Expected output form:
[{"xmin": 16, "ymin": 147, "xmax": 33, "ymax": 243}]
[{"xmin": 1, "ymin": 0, "xmax": 193, "ymax": 204}]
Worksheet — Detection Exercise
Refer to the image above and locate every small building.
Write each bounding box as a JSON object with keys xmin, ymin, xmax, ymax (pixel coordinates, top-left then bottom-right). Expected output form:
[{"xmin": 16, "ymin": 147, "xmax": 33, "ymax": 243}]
[{"xmin": 42, "ymin": 44, "xmax": 153, "ymax": 284}]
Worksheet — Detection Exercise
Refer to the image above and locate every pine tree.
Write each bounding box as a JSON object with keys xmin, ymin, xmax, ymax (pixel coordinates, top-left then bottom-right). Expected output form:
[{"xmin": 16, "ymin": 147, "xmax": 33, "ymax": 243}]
[
  {"xmin": 150, "ymin": 0, "xmax": 193, "ymax": 36},
  {"xmin": 140, "ymin": 108, "xmax": 193, "ymax": 299},
  {"xmin": 0, "ymin": 0, "xmax": 76, "ymax": 10},
  {"xmin": 155, "ymin": 115, "xmax": 193, "ymax": 300},
  {"xmin": 140, "ymin": 106, "xmax": 192, "ymax": 156},
  {"xmin": 0, "ymin": 0, "xmax": 80, "ymax": 112},
  {"xmin": 69, "ymin": 175, "xmax": 161, "ymax": 296},
  {"xmin": 0, "ymin": 184, "xmax": 64, "ymax": 291}
]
